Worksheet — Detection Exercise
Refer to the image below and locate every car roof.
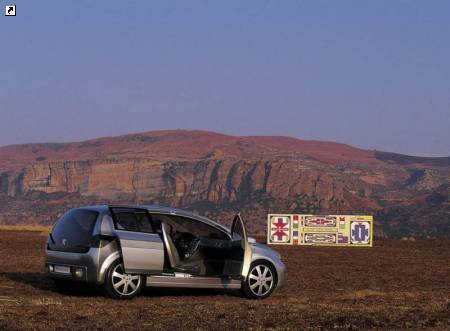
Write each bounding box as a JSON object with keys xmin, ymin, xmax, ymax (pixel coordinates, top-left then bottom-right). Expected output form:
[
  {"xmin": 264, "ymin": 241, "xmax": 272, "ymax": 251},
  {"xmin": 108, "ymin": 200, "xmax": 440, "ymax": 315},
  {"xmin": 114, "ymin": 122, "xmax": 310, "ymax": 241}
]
[{"xmin": 77, "ymin": 204, "xmax": 231, "ymax": 233}]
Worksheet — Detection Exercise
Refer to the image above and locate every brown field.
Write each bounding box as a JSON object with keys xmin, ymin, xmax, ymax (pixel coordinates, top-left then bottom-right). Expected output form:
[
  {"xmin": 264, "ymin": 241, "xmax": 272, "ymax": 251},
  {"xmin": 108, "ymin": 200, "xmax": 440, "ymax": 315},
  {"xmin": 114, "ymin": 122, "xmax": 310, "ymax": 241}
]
[
  {"xmin": 0, "ymin": 225, "xmax": 51, "ymax": 234},
  {"xmin": 0, "ymin": 231, "xmax": 449, "ymax": 330}
]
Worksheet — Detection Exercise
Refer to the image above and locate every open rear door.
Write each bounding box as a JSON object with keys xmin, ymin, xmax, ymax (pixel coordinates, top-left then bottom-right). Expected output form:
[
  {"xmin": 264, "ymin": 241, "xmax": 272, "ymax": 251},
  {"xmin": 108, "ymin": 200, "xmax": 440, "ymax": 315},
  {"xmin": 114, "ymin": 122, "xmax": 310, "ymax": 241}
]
[
  {"xmin": 110, "ymin": 207, "xmax": 164, "ymax": 275},
  {"xmin": 223, "ymin": 213, "xmax": 253, "ymax": 279}
]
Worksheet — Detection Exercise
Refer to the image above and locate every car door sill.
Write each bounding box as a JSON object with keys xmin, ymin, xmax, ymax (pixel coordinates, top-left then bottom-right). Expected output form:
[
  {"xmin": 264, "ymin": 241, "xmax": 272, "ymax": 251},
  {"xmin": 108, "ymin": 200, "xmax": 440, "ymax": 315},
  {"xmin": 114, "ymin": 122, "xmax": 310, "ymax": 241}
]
[{"xmin": 146, "ymin": 275, "xmax": 242, "ymax": 289}]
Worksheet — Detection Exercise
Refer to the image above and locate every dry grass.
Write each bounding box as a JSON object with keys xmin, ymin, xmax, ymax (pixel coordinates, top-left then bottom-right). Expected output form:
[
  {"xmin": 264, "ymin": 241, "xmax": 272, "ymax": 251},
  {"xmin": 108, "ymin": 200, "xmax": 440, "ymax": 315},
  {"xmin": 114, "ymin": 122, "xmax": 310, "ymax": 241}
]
[
  {"xmin": 30, "ymin": 297, "xmax": 62, "ymax": 306},
  {"xmin": 0, "ymin": 231, "xmax": 449, "ymax": 330},
  {"xmin": 0, "ymin": 225, "xmax": 51, "ymax": 235}
]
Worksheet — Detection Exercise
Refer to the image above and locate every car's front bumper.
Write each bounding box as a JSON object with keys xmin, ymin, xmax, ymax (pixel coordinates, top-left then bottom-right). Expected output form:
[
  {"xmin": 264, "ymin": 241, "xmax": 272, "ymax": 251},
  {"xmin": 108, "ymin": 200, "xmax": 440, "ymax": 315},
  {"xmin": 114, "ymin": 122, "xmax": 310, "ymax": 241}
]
[{"xmin": 274, "ymin": 259, "xmax": 286, "ymax": 288}]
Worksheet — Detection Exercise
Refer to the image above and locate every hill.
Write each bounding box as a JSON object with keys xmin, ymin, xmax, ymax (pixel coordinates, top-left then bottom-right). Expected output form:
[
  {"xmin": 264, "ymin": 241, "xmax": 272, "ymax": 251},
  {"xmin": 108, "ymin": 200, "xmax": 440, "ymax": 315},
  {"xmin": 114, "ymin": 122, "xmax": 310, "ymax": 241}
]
[{"xmin": 0, "ymin": 130, "xmax": 449, "ymax": 237}]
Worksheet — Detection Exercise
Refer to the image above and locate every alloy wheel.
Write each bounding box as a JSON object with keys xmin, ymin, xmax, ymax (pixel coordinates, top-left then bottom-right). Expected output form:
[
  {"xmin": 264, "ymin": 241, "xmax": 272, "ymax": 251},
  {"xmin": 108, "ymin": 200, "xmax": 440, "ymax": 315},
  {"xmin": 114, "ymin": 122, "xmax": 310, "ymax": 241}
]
[
  {"xmin": 248, "ymin": 264, "xmax": 274, "ymax": 297},
  {"xmin": 111, "ymin": 263, "xmax": 141, "ymax": 296}
]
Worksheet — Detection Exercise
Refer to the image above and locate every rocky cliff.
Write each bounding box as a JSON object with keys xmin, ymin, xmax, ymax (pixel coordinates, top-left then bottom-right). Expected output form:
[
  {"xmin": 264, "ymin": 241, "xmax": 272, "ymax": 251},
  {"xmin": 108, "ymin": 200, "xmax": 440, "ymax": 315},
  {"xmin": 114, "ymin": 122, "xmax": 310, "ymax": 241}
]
[{"xmin": 0, "ymin": 130, "xmax": 449, "ymax": 237}]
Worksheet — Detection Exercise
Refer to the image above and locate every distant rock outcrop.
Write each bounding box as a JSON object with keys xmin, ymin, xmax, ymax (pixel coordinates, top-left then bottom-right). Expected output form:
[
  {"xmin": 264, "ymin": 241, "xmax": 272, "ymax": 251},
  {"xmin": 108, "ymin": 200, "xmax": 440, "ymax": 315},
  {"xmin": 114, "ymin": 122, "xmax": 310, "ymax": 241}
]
[{"xmin": 0, "ymin": 130, "xmax": 449, "ymax": 237}]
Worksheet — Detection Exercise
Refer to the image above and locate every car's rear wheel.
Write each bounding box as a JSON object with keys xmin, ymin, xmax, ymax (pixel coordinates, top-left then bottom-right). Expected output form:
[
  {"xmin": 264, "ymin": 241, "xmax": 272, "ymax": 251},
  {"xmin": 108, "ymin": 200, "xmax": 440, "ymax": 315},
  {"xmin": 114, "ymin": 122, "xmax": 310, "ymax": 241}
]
[
  {"xmin": 104, "ymin": 260, "xmax": 144, "ymax": 299},
  {"xmin": 242, "ymin": 260, "xmax": 277, "ymax": 299}
]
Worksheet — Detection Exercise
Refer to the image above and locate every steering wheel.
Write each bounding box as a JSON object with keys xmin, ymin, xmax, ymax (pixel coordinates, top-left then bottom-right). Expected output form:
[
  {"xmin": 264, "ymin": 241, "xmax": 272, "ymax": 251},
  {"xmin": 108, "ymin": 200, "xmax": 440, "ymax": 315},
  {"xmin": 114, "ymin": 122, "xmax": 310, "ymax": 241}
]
[{"xmin": 185, "ymin": 237, "xmax": 200, "ymax": 259}]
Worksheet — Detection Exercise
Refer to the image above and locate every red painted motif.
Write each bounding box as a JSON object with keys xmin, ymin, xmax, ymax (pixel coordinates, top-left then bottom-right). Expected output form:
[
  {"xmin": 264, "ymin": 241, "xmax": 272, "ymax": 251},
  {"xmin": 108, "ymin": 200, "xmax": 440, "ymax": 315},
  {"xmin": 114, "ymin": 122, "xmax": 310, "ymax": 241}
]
[{"xmin": 271, "ymin": 218, "xmax": 289, "ymax": 241}]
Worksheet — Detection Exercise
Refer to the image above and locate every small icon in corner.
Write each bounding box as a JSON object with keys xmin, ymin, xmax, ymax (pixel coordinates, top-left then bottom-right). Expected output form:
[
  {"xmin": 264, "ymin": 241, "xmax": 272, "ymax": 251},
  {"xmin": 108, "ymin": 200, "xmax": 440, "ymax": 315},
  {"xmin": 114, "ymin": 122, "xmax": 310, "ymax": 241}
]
[{"xmin": 5, "ymin": 5, "xmax": 16, "ymax": 16}]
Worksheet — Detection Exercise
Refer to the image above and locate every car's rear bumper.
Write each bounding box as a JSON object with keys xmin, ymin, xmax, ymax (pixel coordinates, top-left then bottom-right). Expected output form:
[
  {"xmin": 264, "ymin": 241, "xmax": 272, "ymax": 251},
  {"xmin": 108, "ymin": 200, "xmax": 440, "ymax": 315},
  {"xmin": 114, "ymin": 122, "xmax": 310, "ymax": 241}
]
[{"xmin": 45, "ymin": 248, "xmax": 99, "ymax": 283}]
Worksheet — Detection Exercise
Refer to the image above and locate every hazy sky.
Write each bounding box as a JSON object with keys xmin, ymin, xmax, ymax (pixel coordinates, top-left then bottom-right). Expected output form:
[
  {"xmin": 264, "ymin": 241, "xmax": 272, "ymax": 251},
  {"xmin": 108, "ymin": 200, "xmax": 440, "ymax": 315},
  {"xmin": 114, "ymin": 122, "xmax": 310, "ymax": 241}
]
[{"xmin": 1, "ymin": 1, "xmax": 449, "ymax": 156}]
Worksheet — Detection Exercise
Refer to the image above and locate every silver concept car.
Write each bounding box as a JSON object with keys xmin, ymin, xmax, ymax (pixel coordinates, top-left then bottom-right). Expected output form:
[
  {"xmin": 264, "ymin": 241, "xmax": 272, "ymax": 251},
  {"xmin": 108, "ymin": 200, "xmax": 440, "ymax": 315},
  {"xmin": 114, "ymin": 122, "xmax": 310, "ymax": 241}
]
[{"xmin": 45, "ymin": 205, "xmax": 286, "ymax": 299}]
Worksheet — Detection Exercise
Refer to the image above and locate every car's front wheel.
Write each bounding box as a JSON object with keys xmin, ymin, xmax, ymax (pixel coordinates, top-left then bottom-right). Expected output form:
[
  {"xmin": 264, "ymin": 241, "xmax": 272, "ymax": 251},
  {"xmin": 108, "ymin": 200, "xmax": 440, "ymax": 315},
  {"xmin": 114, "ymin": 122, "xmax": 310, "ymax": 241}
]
[
  {"xmin": 242, "ymin": 260, "xmax": 277, "ymax": 299},
  {"xmin": 104, "ymin": 260, "xmax": 145, "ymax": 299}
]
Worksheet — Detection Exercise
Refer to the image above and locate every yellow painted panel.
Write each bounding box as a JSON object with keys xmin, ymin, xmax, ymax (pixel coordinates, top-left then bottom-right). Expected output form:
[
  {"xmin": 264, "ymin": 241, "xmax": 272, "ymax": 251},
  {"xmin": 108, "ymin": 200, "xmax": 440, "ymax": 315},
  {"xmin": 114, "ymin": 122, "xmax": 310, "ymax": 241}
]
[{"xmin": 267, "ymin": 214, "xmax": 373, "ymax": 247}]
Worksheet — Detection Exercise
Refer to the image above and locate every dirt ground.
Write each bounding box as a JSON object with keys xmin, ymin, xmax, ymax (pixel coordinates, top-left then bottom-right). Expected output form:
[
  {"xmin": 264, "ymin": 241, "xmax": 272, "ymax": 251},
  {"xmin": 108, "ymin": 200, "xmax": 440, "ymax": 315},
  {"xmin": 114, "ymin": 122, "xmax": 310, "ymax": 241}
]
[{"xmin": 0, "ymin": 231, "xmax": 448, "ymax": 330}]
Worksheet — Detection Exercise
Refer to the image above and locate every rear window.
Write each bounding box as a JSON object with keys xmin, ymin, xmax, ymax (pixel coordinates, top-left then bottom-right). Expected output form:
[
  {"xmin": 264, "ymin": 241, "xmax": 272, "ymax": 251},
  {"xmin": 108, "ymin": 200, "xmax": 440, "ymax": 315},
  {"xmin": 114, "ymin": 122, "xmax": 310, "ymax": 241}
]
[{"xmin": 49, "ymin": 209, "xmax": 99, "ymax": 253}]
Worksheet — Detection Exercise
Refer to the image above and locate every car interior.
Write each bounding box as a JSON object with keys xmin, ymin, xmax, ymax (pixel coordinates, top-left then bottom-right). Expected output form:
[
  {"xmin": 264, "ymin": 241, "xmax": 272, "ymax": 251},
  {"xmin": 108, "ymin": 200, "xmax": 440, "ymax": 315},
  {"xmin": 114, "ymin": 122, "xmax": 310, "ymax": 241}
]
[
  {"xmin": 110, "ymin": 208, "xmax": 246, "ymax": 278},
  {"xmin": 151, "ymin": 214, "xmax": 241, "ymax": 277}
]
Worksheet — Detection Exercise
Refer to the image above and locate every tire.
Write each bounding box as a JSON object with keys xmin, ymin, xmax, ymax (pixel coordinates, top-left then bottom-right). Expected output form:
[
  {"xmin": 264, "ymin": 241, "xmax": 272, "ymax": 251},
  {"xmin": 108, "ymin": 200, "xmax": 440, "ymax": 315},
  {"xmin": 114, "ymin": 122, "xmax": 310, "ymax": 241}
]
[
  {"xmin": 104, "ymin": 260, "xmax": 145, "ymax": 299},
  {"xmin": 242, "ymin": 260, "xmax": 277, "ymax": 300}
]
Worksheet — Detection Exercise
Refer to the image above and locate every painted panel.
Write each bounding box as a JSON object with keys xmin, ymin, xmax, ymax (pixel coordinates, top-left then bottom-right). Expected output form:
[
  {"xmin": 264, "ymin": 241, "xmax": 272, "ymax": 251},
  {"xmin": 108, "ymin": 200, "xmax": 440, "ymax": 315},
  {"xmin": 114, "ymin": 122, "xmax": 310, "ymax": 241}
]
[
  {"xmin": 304, "ymin": 216, "xmax": 337, "ymax": 227},
  {"xmin": 268, "ymin": 215, "xmax": 292, "ymax": 244},
  {"xmin": 304, "ymin": 233, "xmax": 337, "ymax": 244},
  {"xmin": 267, "ymin": 214, "xmax": 373, "ymax": 247}
]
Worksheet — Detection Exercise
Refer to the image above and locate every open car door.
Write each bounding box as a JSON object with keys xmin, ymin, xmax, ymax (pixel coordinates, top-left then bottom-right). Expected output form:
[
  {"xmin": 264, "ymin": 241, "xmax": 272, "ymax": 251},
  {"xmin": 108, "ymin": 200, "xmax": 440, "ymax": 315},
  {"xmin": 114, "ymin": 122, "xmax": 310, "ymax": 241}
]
[
  {"xmin": 223, "ymin": 213, "xmax": 253, "ymax": 279},
  {"xmin": 110, "ymin": 207, "xmax": 164, "ymax": 275}
]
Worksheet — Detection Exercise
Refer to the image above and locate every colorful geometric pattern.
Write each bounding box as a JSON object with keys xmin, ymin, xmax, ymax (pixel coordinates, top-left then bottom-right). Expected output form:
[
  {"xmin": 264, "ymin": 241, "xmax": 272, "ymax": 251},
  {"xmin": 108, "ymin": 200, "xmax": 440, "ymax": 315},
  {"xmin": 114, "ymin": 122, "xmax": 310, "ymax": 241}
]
[
  {"xmin": 304, "ymin": 216, "xmax": 337, "ymax": 227},
  {"xmin": 292, "ymin": 216, "xmax": 299, "ymax": 245},
  {"xmin": 337, "ymin": 233, "xmax": 349, "ymax": 244},
  {"xmin": 350, "ymin": 221, "xmax": 371, "ymax": 244},
  {"xmin": 304, "ymin": 233, "xmax": 336, "ymax": 244},
  {"xmin": 339, "ymin": 217, "xmax": 346, "ymax": 229},
  {"xmin": 267, "ymin": 214, "xmax": 373, "ymax": 247},
  {"xmin": 269, "ymin": 216, "xmax": 291, "ymax": 243}
]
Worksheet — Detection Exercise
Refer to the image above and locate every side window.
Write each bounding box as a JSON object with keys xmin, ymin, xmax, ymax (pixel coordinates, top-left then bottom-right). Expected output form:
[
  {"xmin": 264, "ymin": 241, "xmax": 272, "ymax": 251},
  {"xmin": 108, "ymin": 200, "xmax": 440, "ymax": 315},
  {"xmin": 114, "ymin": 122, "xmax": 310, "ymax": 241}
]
[
  {"xmin": 135, "ymin": 210, "xmax": 153, "ymax": 233},
  {"xmin": 231, "ymin": 218, "xmax": 244, "ymax": 240},
  {"xmin": 150, "ymin": 215, "xmax": 166, "ymax": 234},
  {"xmin": 114, "ymin": 211, "xmax": 139, "ymax": 231},
  {"xmin": 170, "ymin": 216, "xmax": 229, "ymax": 240},
  {"xmin": 100, "ymin": 215, "xmax": 115, "ymax": 235},
  {"xmin": 112, "ymin": 209, "xmax": 154, "ymax": 233}
]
